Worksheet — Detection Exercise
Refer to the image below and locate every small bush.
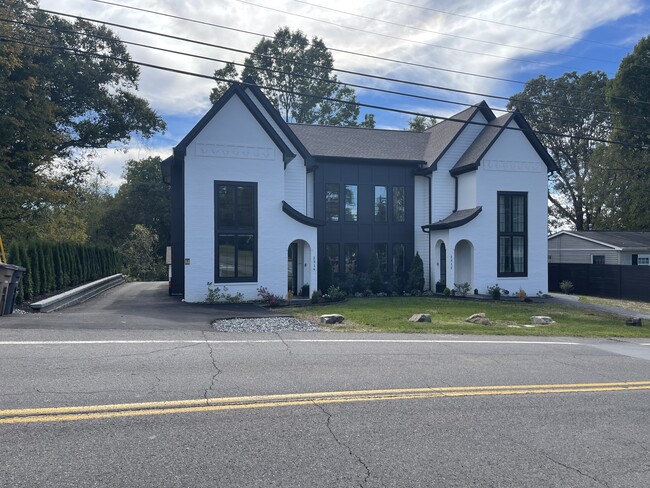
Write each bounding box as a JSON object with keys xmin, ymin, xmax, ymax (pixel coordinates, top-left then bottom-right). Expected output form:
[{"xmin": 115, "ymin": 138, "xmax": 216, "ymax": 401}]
[
  {"xmin": 207, "ymin": 283, "xmax": 243, "ymax": 304},
  {"xmin": 487, "ymin": 284, "xmax": 501, "ymax": 300},
  {"xmin": 257, "ymin": 286, "xmax": 284, "ymax": 306},
  {"xmin": 324, "ymin": 285, "xmax": 346, "ymax": 302},
  {"xmin": 310, "ymin": 289, "xmax": 322, "ymax": 304},
  {"xmin": 454, "ymin": 282, "xmax": 471, "ymax": 297},
  {"xmin": 560, "ymin": 280, "xmax": 574, "ymax": 294},
  {"xmin": 443, "ymin": 287, "xmax": 451, "ymax": 297}
]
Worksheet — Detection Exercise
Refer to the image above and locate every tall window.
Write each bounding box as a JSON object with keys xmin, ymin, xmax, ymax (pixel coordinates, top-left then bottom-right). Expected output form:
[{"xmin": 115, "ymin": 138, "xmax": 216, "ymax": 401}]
[
  {"xmin": 215, "ymin": 182, "xmax": 257, "ymax": 281},
  {"xmin": 374, "ymin": 243, "xmax": 388, "ymax": 273},
  {"xmin": 392, "ymin": 243, "xmax": 405, "ymax": 273},
  {"xmin": 344, "ymin": 185, "xmax": 358, "ymax": 222},
  {"xmin": 393, "ymin": 186, "xmax": 405, "ymax": 222},
  {"xmin": 374, "ymin": 186, "xmax": 387, "ymax": 222},
  {"xmin": 497, "ymin": 192, "xmax": 527, "ymax": 277},
  {"xmin": 326, "ymin": 244, "xmax": 340, "ymax": 273},
  {"xmin": 325, "ymin": 184, "xmax": 339, "ymax": 222},
  {"xmin": 344, "ymin": 244, "xmax": 358, "ymax": 273}
]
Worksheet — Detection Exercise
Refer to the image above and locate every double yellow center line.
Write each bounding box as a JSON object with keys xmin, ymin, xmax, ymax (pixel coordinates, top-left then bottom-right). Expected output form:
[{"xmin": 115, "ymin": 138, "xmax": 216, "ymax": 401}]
[{"xmin": 2, "ymin": 380, "xmax": 650, "ymax": 425}]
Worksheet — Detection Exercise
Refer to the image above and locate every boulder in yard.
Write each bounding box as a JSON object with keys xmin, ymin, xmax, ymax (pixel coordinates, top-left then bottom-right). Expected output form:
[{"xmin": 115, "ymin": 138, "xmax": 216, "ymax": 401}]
[
  {"xmin": 466, "ymin": 313, "xmax": 491, "ymax": 325},
  {"xmin": 409, "ymin": 314, "xmax": 432, "ymax": 323},
  {"xmin": 625, "ymin": 317, "xmax": 643, "ymax": 327},
  {"xmin": 531, "ymin": 316, "xmax": 555, "ymax": 325},
  {"xmin": 320, "ymin": 314, "xmax": 345, "ymax": 324}
]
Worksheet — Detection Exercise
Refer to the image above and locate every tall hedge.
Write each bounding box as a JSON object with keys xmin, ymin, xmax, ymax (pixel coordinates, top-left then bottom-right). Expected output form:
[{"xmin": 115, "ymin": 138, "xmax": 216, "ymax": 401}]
[{"xmin": 5, "ymin": 240, "xmax": 122, "ymax": 304}]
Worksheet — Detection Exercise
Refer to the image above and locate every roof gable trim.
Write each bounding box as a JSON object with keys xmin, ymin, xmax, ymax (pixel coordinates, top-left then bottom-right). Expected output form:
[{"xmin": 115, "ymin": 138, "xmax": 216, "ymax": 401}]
[{"xmin": 174, "ymin": 83, "xmax": 296, "ymax": 166}]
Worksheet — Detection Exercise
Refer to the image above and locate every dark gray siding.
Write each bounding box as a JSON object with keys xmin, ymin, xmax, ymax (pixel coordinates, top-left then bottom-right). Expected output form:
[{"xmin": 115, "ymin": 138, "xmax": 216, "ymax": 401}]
[{"xmin": 314, "ymin": 159, "xmax": 417, "ymax": 283}]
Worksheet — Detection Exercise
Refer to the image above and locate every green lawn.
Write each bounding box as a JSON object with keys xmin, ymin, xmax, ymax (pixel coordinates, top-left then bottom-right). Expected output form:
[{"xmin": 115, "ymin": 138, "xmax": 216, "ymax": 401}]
[{"xmin": 288, "ymin": 296, "xmax": 650, "ymax": 338}]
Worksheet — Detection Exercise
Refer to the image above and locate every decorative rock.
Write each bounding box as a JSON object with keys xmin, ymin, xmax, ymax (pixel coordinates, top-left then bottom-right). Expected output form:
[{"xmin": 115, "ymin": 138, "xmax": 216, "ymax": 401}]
[
  {"xmin": 625, "ymin": 317, "xmax": 643, "ymax": 327},
  {"xmin": 320, "ymin": 314, "xmax": 345, "ymax": 324},
  {"xmin": 409, "ymin": 314, "xmax": 432, "ymax": 323},
  {"xmin": 531, "ymin": 316, "xmax": 555, "ymax": 325},
  {"xmin": 466, "ymin": 313, "xmax": 491, "ymax": 325}
]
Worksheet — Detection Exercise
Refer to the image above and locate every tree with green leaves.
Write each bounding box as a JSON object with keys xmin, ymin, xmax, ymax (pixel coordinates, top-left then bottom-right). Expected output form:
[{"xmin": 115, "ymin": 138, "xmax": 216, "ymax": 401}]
[
  {"xmin": 100, "ymin": 157, "xmax": 170, "ymax": 256},
  {"xmin": 598, "ymin": 36, "xmax": 650, "ymax": 230},
  {"xmin": 210, "ymin": 27, "xmax": 365, "ymax": 126},
  {"xmin": 406, "ymin": 252, "xmax": 424, "ymax": 292},
  {"xmin": 507, "ymin": 71, "xmax": 611, "ymax": 230},
  {"xmin": 406, "ymin": 115, "xmax": 437, "ymax": 132},
  {"xmin": 120, "ymin": 225, "xmax": 165, "ymax": 281},
  {"xmin": 0, "ymin": 0, "xmax": 165, "ymax": 240}
]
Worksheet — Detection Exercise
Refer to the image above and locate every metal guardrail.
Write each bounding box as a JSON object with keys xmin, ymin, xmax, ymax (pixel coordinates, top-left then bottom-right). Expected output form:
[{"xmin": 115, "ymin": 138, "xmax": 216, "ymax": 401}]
[{"xmin": 29, "ymin": 274, "xmax": 125, "ymax": 313}]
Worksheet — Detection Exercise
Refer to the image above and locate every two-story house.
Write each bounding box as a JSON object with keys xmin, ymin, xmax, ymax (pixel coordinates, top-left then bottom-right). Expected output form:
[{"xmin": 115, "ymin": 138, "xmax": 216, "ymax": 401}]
[{"xmin": 162, "ymin": 80, "xmax": 557, "ymax": 302}]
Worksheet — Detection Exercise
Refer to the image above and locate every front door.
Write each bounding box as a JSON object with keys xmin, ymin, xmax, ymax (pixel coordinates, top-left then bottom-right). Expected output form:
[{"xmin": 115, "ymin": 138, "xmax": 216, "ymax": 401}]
[
  {"xmin": 440, "ymin": 242, "xmax": 447, "ymax": 287},
  {"xmin": 288, "ymin": 243, "xmax": 298, "ymax": 295}
]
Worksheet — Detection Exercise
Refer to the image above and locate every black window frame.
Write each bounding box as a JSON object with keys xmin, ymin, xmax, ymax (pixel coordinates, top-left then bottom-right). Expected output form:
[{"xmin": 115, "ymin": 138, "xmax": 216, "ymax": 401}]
[
  {"xmin": 325, "ymin": 183, "xmax": 340, "ymax": 222},
  {"xmin": 392, "ymin": 243, "xmax": 405, "ymax": 273},
  {"xmin": 374, "ymin": 185, "xmax": 388, "ymax": 222},
  {"xmin": 344, "ymin": 184, "xmax": 358, "ymax": 222},
  {"xmin": 497, "ymin": 191, "xmax": 527, "ymax": 277},
  {"xmin": 392, "ymin": 186, "xmax": 406, "ymax": 223},
  {"xmin": 344, "ymin": 243, "xmax": 358, "ymax": 273},
  {"xmin": 373, "ymin": 243, "xmax": 388, "ymax": 273},
  {"xmin": 325, "ymin": 243, "xmax": 340, "ymax": 274},
  {"xmin": 592, "ymin": 255, "xmax": 605, "ymax": 265},
  {"xmin": 214, "ymin": 181, "xmax": 258, "ymax": 282}
]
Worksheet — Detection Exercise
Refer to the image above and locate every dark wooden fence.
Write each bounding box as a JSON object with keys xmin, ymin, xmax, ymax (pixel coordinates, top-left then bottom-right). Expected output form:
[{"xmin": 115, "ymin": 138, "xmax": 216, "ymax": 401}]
[{"xmin": 549, "ymin": 263, "xmax": 650, "ymax": 302}]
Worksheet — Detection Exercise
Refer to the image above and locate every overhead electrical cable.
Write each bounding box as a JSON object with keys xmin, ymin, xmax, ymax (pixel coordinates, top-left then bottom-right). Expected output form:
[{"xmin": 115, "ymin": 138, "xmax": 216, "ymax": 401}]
[
  {"xmin": 25, "ymin": 9, "xmax": 650, "ymax": 121},
  {"xmin": 7, "ymin": 15, "xmax": 648, "ymax": 139},
  {"xmin": 231, "ymin": 0, "xmax": 614, "ymax": 75},
  {"xmin": 86, "ymin": 0, "xmax": 650, "ymax": 105},
  {"xmin": 291, "ymin": 0, "xmax": 619, "ymax": 65},
  {"xmin": 382, "ymin": 0, "xmax": 634, "ymax": 50},
  {"xmin": 2, "ymin": 34, "xmax": 647, "ymax": 152}
]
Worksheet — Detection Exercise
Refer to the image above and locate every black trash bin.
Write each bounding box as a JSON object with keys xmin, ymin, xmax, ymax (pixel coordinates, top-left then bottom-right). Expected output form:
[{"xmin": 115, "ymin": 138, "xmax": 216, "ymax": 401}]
[{"xmin": 0, "ymin": 264, "xmax": 26, "ymax": 315}]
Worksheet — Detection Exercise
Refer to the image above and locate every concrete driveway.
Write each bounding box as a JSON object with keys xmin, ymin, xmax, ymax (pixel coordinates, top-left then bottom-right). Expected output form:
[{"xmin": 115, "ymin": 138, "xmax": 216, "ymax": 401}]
[{"xmin": 0, "ymin": 282, "xmax": 283, "ymax": 331}]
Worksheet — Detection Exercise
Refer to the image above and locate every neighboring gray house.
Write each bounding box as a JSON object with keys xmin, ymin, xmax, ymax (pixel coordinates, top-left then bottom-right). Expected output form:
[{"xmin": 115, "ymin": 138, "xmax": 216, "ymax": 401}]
[{"xmin": 548, "ymin": 231, "xmax": 650, "ymax": 265}]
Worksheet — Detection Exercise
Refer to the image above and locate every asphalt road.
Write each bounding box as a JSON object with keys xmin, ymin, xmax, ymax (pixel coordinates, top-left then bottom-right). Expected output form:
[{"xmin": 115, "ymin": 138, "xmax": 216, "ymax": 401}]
[{"xmin": 1, "ymin": 283, "xmax": 649, "ymax": 487}]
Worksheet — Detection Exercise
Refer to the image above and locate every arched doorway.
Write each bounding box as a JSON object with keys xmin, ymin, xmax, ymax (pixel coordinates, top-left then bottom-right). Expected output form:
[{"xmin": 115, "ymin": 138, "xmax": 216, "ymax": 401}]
[
  {"xmin": 454, "ymin": 239, "xmax": 473, "ymax": 287},
  {"xmin": 288, "ymin": 240, "xmax": 312, "ymax": 297}
]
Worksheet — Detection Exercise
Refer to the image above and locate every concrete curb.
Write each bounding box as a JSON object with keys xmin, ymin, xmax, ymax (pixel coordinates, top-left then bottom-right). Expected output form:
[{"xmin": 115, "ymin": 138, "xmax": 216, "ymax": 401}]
[{"xmin": 29, "ymin": 274, "xmax": 126, "ymax": 313}]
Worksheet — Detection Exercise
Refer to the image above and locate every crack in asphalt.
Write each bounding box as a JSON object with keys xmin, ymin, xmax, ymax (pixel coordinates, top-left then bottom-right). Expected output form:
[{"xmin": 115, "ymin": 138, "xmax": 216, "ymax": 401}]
[
  {"xmin": 313, "ymin": 401, "xmax": 370, "ymax": 487},
  {"xmin": 100, "ymin": 343, "xmax": 202, "ymax": 358},
  {"xmin": 274, "ymin": 332, "xmax": 292, "ymax": 355},
  {"xmin": 541, "ymin": 452, "xmax": 610, "ymax": 487},
  {"xmin": 202, "ymin": 332, "xmax": 222, "ymax": 402}
]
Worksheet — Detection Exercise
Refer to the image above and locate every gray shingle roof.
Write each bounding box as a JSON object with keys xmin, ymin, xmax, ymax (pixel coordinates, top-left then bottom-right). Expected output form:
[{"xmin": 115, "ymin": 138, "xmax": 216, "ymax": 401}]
[
  {"xmin": 564, "ymin": 231, "xmax": 650, "ymax": 249},
  {"xmin": 288, "ymin": 124, "xmax": 430, "ymax": 162},
  {"xmin": 422, "ymin": 207, "xmax": 482, "ymax": 230}
]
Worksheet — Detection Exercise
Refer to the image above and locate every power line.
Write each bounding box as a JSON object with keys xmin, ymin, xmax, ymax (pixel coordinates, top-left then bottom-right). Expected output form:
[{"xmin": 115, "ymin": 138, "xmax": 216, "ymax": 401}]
[
  {"xmin": 291, "ymin": 0, "xmax": 619, "ymax": 65},
  {"xmin": 8, "ymin": 15, "xmax": 648, "ymax": 140},
  {"xmin": 232, "ymin": 0, "xmax": 614, "ymax": 75},
  {"xmin": 27, "ymin": 8, "xmax": 650, "ymax": 121},
  {"xmin": 86, "ymin": 0, "xmax": 649, "ymax": 107},
  {"xmin": 3, "ymin": 34, "xmax": 647, "ymax": 151},
  {"xmin": 382, "ymin": 0, "xmax": 634, "ymax": 51}
]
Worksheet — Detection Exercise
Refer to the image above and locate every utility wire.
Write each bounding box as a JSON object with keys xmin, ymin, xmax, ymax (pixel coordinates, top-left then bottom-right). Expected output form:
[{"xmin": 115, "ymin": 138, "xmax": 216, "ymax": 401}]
[
  {"xmin": 86, "ymin": 0, "xmax": 650, "ymax": 105},
  {"xmin": 292, "ymin": 0, "xmax": 619, "ymax": 65},
  {"xmin": 7, "ymin": 16, "xmax": 648, "ymax": 140},
  {"xmin": 25, "ymin": 9, "xmax": 650, "ymax": 122},
  {"xmin": 2, "ymin": 34, "xmax": 647, "ymax": 151},
  {"xmin": 232, "ymin": 0, "xmax": 614, "ymax": 75},
  {"xmin": 382, "ymin": 0, "xmax": 634, "ymax": 50}
]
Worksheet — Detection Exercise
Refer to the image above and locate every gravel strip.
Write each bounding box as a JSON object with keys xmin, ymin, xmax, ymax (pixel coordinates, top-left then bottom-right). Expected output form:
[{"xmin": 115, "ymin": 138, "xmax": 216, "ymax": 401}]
[{"xmin": 211, "ymin": 316, "xmax": 323, "ymax": 332}]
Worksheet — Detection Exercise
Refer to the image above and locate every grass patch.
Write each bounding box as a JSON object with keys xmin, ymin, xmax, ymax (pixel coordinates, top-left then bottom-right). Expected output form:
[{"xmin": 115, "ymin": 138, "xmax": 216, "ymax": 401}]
[{"xmin": 288, "ymin": 296, "xmax": 650, "ymax": 337}]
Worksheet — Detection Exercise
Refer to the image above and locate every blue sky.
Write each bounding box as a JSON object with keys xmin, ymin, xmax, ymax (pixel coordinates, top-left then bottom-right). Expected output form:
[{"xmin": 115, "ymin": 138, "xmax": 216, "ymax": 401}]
[{"xmin": 39, "ymin": 0, "xmax": 650, "ymax": 188}]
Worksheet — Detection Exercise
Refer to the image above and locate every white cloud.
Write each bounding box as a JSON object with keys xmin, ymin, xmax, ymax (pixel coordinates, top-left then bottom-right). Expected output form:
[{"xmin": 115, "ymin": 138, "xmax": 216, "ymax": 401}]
[{"xmin": 38, "ymin": 0, "xmax": 646, "ymax": 184}]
